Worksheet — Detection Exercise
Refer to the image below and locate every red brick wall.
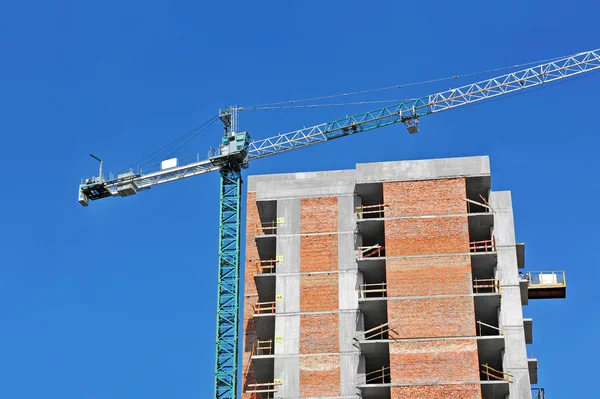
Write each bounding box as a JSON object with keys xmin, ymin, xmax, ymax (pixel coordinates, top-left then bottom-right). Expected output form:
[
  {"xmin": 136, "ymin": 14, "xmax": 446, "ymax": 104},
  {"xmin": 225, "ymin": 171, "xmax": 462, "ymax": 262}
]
[
  {"xmin": 384, "ymin": 217, "xmax": 470, "ymax": 256},
  {"xmin": 386, "ymin": 256, "xmax": 473, "ymax": 297},
  {"xmin": 300, "ymin": 313, "xmax": 339, "ymax": 354},
  {"xmin": 391, "ymin": 385, "xmax": 482, "ymax": 399},
  {"xmin": 299, "ymin": 197, "xmax": 338, "ymax": 273},
  {"xmin": 383, "ymin": 179, "xmax": 470, "ymax": 256},
  {"xmin": 242, "ymin": 193, "xmax": 260, "ymax": 396},
  {"xmin": 382, "ymin": 180, "xmax": 480, "ymax": 397},
  {"xmin": 387, "ymin": 296, "xmax": 476, "ymax": 338},
  {"xmin": 384, "ymin": 178, "xmax": 467, "ymax": 217},
  {"xmin": 300, "ymin": 273, "xmax": 338, "ymax": 312},
  {"xmin": 300, "ymin": 234, "xmax": 338, "ymax": 273},
  {"xmin": 245, "ymin": 192, "xmax": 260, "ymax": 261},
  {"xmin": 299, "ymin": 355, "xmax": 340, "ymax": 397},
  {"xmin": 298, "ymin": 197, "xmax": 341, "ymax": 396},
  {"xmin": 301, "ymin": 197, "xmax": 338, "ymax": 233},
  {"xmin": 389, "ymin": 340, "xmax": 480, "ymax": 383}
]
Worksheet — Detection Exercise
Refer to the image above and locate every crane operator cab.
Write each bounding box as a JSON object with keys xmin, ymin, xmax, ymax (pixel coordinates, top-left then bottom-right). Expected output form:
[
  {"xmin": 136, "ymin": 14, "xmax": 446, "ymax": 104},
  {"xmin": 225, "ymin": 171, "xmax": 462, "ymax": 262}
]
[{"xmin": 209, "ymin": 131, "xmax": 250, "ymax": 170}]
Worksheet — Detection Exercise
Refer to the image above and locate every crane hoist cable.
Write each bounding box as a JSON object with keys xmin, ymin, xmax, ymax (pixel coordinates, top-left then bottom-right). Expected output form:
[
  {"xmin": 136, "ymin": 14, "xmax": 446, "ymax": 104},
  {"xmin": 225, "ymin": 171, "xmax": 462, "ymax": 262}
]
[
  {"xmin": 121, "ymin": 50, "xmax": 594, "ymax": 174},
  {"xmin": 241, "ymin": 50, "xmax": 585, "ymax": 109},
  {"xmin": 124, "ymin": 115, "xmax": 219, "ymax": 172}
]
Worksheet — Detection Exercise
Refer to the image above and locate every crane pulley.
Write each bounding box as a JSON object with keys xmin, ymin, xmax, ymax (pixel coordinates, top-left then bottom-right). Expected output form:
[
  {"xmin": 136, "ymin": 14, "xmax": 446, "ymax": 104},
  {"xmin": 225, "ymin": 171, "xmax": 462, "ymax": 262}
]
[{"xmin": 78, "ymin": 47, "xmax": 600, "ymax": 399}]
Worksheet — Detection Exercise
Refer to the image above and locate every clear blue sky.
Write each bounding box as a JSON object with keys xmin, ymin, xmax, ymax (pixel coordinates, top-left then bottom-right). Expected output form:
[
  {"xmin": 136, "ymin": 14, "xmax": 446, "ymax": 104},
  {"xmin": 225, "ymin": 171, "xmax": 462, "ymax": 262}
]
[{"xmin": 0, "ymin": 1, "xmax": 598, "ymax": 398}]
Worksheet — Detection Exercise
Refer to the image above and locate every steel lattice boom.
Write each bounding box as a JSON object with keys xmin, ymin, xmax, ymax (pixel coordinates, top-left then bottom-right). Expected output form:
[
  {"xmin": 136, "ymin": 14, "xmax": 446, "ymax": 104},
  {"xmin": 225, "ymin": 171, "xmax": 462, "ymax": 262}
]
[{"xmin": 77, "ymin": 47, "xmax": 599, "ymax": 399}]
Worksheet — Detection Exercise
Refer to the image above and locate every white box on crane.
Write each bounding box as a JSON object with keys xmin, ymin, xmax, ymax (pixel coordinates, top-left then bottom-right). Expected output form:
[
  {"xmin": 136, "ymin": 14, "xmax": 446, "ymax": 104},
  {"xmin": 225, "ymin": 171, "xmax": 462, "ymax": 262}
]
[{"xmin": 161, "ymin": 158, "xmax": 178, "ymax": 170}]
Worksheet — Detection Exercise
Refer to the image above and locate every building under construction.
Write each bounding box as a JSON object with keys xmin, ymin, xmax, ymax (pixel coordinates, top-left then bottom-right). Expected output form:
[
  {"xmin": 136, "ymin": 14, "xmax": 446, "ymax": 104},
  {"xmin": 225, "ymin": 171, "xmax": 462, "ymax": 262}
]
[{"xmin": 242, "ymin": 156, "xmax": 565, "ymax": 399}]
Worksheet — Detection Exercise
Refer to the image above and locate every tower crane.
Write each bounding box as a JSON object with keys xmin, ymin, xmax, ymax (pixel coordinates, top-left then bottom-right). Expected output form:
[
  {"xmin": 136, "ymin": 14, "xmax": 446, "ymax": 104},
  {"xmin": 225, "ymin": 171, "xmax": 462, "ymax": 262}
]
[{"xmin": 78, "ymin": 48, "xmax": 599, "ymax": 399}]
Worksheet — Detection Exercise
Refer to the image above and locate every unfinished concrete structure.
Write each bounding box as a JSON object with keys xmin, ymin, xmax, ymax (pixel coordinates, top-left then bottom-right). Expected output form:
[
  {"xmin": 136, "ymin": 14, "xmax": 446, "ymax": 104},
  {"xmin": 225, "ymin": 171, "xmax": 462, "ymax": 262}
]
[{"xmin": 241, "ymin": 156, "xmax": 565, "ymax": 399}]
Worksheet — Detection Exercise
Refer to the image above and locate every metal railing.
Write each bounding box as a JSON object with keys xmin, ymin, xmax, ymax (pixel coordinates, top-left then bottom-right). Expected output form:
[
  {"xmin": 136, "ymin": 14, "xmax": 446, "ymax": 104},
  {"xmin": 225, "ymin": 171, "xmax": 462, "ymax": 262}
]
[
  {"xmin": 251, "ymin": 339, "xmax": 273, "ymax": 356},
  {"xmin": 356, "ymin": 203, "xmax": 389, "ymax": 219},
  {"xmin": 255, "ymin": 221, "xmax": 277, "ymax": 236},
  {"xmin": 364, "ymin": 366, "xmax": 391, "ymax": 384},
  {"xmin": 359, "ymin": 282, "xmax": 387, "ymax": 298},
  {"xmin": 526, "ymin": 271, "xmax": 566, "ymax": 288},
  {"xmin": 470, "ymin": 238, "xmax": 496, "ymax": 253},
  {"xmin": 473, "ymin": 278, "xmax": 501, "ymax": 293},
  {"xmin": 253, "ymin": 301, "xmax": 276, "ymax": 315},
  {"xmin": 476, "ymin": 320, "xmax": 503, "ymax": 336},
  {"xmin": 358, "ymin": 244, "xmax": 385, "ymax": 259},
  {"xmin": 481, "ymin": 363, "xmax": 512, "ymax": 382}
]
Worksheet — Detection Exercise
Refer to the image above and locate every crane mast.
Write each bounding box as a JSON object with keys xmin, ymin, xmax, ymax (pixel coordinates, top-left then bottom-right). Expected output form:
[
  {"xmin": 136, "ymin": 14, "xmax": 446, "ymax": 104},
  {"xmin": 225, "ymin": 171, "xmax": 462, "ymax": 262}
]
[
  {"xmin": 210, "ymin": 108, "xmax": 249, "ymax": 399},
  {"xmin": 78, "ymin": 48, "xmax": 599, "ymax": 399}
]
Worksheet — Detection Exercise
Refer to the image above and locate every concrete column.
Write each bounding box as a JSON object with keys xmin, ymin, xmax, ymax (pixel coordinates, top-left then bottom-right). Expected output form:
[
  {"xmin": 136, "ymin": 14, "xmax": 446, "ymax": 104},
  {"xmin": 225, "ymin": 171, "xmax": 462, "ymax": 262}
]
[
  {"xmin": 338, "ymin": 194, "xmax": 362, "ymax": 398},
  {"xmin": 274, "ymin": 198, "xmax": 300, "ymax": 398},
  {"xmin": 490, "ymin": 191, "xmax": 532, "ymax": 399}
]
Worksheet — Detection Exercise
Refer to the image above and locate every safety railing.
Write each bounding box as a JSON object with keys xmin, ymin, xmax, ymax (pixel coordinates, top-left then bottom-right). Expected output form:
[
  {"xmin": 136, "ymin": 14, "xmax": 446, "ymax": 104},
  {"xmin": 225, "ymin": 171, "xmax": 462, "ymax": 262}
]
[
  {"xmin": 481, "ymin": 364, "xmax": 512, "ymax": 382},
  {"xmin": 251, "ymin": 339, "xmax": 273, "ymax": 356},
  {"xmin": 526, "ymin": 271, "xmax": 566, "ymax": 288},
  {"xmin": 364, "ymin": 366, "xmax": 391, "ymax": 384},
  {"xmin": 476, "ymin": 320, "xmax": 503, "ymax": 336},
  {"xmin": 253, "ymin": 301, "xmax": 276, "ymax": 315},
  {"xmin": 464, "ymin": 195, "xmax": 493, "ymax": 214},
  {"xmin": 358, "ymin": 244, "xmax": 385, "ymax": 259},
  {"xmin": 245, "ymin": 381, "xmax": 281, "ymax": 397},
  {"xmin": 532, "ymin": 388, "xmax": 546, "ymax": 399},
  {"xmin": 470, "ymin": 238, "xmax": 496, "ymax": 253},
  {"xmin": 359, "ymin": 282, "xmax": 387, "ymax": 298},
  {"xmin": 473, "ymin": 278, "xmax": 501, "ymax": 293},
  {"xmin": 357, "ymin": 321, "xmax": 399, "ymax": 340},
  {"xmin": 255, "ymin": 221, "xmax": 277, "ymax": 236},
  {"xmin": 356, "ymin": 203, "xmax": 390, "ymax": 219},
  {"xmin": 249, "ymin": 259, "xmax": 278, "ymax": 274}
]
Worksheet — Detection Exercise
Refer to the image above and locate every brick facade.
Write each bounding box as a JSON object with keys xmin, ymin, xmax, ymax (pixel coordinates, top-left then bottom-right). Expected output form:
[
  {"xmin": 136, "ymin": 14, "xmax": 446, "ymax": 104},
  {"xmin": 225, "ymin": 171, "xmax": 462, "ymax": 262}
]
[
  {"xmin": 243, "ymin": 174, "xmax": 484, "ymax": 398},
  {"xmin": 299, "ymin": 355, "xmax": 340, "ymax": 397},
  {"xmin": 389, "ymin": 340, "xmax": 480, "ymax": 383},
  {"xmin": 299, "ymin": 234, "xmax": 338, "ymax": 273},
  {"xmin": 242, "ymin": 192, "xmax": 260, "ymax": 397},
  {"xmin": 386, "ymin": 256, "xmax": 473, "ymax": 297},
  {"xmin": 300, "ymin": 197, "xmax": 338, "ymax": 233},
  {"xmin": 384, "ymin": 178, "xmax": 467, "ymax": 217},
  {"xmin": 391, "ymin": 385, "xmax": 482, "ymax": 399},
  {"xmin": 383, "ymin": 179, "xmax": 480, "ymax": 397},
  {"xmin": 300, "ymin": 273, "xmax": 338, "ymax": 312},
  {"xmin": 387, "ymin": 296, "xmax": 477, "ymax": 338}
]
